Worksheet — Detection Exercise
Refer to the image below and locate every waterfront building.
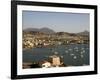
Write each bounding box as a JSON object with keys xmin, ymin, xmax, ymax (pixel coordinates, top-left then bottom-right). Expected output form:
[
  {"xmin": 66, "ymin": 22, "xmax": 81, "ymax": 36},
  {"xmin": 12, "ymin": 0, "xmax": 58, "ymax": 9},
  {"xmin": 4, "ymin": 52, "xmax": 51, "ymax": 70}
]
[
  {"xmin": 51, "ymin": 55, "xmax": 61, "ymax": 67},
  {"xmin": 41, "ymin": 61, "xmax": 51, "ymax": 68}
]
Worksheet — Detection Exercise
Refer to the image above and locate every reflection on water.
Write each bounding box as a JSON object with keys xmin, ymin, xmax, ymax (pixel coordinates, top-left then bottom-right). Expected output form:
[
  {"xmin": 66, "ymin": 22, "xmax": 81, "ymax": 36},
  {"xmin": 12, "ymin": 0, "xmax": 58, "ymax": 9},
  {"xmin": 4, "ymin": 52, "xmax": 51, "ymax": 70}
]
[{"xmin": 23, "ymin": 44, "xmax": 89, "ymax": 66}]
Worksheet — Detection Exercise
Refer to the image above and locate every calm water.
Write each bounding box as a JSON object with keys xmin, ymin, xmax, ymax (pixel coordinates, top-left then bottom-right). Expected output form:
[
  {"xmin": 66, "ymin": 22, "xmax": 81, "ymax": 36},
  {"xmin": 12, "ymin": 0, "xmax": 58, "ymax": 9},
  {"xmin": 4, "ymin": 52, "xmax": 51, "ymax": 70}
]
[{"xmin": 23, "ymin": 44, "xmax": 89, "ymax": 66}]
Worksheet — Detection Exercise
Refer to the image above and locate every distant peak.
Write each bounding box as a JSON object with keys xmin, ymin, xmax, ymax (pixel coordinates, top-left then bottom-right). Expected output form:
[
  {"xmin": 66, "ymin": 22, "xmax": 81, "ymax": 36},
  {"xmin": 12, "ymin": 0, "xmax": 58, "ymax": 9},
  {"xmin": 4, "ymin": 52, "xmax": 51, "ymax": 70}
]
[{"xmin": 23, "ymin": 27, "xmax": 55, "ymax": 34}]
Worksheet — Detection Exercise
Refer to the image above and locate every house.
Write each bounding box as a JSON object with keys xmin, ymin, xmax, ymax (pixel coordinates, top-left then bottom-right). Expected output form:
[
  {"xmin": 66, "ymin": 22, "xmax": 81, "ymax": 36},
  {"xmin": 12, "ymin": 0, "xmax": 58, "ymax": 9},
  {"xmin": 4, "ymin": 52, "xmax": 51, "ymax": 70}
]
[{"xmin": 41, "ymin": 61, "xmax": 51, "ymax": 68}]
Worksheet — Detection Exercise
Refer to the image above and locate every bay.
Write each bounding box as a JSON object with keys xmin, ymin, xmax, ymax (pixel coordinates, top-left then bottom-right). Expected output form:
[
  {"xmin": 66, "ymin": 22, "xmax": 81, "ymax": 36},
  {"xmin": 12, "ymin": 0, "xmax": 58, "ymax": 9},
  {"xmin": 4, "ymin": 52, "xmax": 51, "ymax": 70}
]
[{"xmin": 23, "ymin": 44, "xmax": 89, "ymax": 66}]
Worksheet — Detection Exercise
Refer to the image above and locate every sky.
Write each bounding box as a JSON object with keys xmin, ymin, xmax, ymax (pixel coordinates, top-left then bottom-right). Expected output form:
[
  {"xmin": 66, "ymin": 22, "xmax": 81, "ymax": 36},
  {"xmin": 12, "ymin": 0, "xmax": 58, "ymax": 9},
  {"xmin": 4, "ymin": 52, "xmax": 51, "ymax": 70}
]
[{"xmin": 22, "ymin": 11, "xmax": 90, "ymax": 33}]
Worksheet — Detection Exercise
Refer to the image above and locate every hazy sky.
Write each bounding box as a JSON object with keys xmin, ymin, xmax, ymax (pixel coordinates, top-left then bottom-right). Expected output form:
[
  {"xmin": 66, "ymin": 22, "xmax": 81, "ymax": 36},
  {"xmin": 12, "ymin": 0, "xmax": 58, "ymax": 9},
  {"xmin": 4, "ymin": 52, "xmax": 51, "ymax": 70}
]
[{"xmin": 22, "ymin": 11, "xmax": 90, "ymax": 33}]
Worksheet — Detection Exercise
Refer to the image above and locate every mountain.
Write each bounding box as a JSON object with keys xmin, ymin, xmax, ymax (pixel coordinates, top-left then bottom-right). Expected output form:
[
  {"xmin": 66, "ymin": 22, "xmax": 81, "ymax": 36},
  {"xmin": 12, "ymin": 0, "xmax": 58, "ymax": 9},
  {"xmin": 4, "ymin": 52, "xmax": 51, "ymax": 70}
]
[
  {"xmin": 23, "ymin": 28, "xmax": 89, "ymax": 36},
  {"xmin": 39, "ymin": 27, "xmax": 55, "ymax": 34},
  {"xmin": 77, "ymin": 30, "xmax": 89, "ymax": 36},
  {"xmin": 23, "ymin": 27, "xmax": 55, "ymax": 34}
]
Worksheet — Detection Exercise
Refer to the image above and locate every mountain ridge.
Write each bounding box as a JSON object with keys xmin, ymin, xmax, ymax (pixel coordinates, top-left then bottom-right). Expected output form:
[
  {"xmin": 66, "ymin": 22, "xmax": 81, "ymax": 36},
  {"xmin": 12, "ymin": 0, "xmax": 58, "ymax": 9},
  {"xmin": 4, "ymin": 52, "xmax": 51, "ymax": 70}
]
[
  {"xmin": 23, "ymin": 27, "xmax": 55, "ymax": 34},
  {"xmin": 23, "ymin": 27, "xmax": 89, "ymax": 35}
]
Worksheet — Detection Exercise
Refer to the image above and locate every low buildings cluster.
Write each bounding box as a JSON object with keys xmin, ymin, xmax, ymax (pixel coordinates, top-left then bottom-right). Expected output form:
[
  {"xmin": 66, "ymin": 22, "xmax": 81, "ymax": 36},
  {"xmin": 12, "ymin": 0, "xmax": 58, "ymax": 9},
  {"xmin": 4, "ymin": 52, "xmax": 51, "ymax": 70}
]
[{"xmin": 23, "ymin": 32, "xmax": 89, "ymax": 49}]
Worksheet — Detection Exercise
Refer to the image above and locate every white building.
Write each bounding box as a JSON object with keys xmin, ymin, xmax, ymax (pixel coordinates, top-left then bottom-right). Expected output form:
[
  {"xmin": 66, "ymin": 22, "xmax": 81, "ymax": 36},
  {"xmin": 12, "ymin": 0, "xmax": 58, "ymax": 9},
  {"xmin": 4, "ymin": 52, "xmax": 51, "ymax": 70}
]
[
  {"xmin": 42, "ymin": 61, "xmax": 51, "ymax": 68},
  {"xmin": 52, "ymin": 55, "xmax": 61, "ymax": 66}
]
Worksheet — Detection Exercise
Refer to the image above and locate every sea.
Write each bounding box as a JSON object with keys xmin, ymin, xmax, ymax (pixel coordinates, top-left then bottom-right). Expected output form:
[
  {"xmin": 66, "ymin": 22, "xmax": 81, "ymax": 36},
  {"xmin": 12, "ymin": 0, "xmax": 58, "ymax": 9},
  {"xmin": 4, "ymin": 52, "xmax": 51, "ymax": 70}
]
[{"xmin": 23, "ymin": 44, "xmax": 89, "ymax": 66}]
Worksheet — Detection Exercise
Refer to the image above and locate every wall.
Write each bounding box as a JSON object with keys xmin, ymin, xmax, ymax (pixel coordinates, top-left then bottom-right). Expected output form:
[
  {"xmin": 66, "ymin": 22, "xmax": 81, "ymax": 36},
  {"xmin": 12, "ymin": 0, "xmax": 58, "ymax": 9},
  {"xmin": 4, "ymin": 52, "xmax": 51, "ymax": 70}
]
[{"xmin": 0, "ymin": 0, "xmax": 99, "ymax": 80}]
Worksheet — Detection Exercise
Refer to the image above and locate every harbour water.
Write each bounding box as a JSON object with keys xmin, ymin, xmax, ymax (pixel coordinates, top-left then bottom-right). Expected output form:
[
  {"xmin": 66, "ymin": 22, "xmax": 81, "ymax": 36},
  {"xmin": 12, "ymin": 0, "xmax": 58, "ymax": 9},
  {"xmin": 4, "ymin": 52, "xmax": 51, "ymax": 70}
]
[{"xmin": 23, "ymin": 44, "xmax": 89, "ymax": 66}]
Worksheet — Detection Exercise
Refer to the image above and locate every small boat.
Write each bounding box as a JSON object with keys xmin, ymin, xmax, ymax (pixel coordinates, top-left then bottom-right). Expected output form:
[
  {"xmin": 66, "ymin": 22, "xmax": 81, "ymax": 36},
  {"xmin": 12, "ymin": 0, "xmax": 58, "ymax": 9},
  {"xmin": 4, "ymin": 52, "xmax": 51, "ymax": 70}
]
[
  {"xmin": 76, "ymin": 49, "xmax": 79, "ymax": 52},
  {"xmin": 61, "ymin": 56, "xmax": 63, "ymax": 58},
  {"xmin": 81, "ymin": 48, "xmax": 84, "ymax": 50},
  {"xmin": 82, "ymin": 50, "xmax": 85, "ymax": 53},
  {"xmin": 54, "ymin": 52, "xmax": 58, "ymax": 55},
  {"xmin": 69, "ymin": 48, "xmax": 72, "ymax": 51},
  {"xmin": 80, "ymin": 51, "xmax": 84, "ymax": 54},
  {"xmin": 65, "ymin": 50, "xmax": 68, "ymax": 53},
  {"xmin": 81, "ymin": 55, "xmax": 84, "ymax": 58},
  {"xmin": 74, "ymin": 47, "xmax": 78, "ymax": 50},
  {"xmin": 73, "ymin": 56, "xmax": 77, "ymax": 59},
  {"xmin": 70, "ymin": 53, "xmax": 74, "ymax": 56}
]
